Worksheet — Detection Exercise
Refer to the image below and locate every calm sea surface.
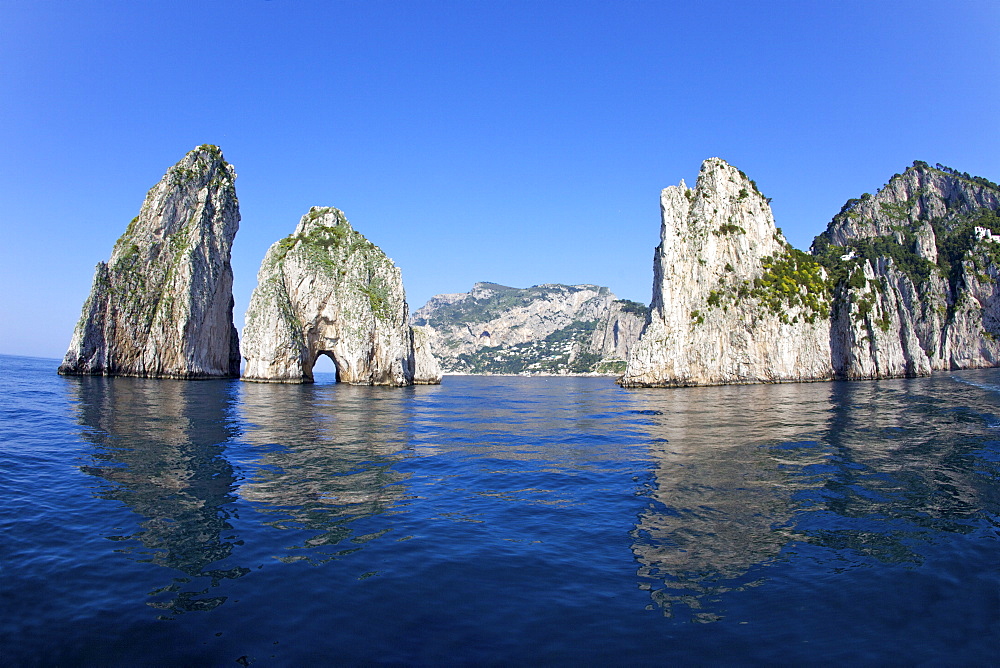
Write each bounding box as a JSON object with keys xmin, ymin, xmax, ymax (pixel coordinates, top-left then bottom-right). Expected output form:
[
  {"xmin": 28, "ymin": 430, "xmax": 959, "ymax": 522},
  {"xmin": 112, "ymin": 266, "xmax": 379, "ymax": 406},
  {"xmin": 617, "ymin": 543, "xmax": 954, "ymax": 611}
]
[{"xmin": 2, "ymin": 353, "xmax": 999, "ymax": 665}]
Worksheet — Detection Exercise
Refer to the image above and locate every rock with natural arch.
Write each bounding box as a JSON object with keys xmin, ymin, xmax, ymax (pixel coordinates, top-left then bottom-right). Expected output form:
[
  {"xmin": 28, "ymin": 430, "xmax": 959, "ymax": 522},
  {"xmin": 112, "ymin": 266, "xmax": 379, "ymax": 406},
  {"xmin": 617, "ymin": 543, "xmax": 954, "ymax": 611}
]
[{"xmin": 241, "ymin": 207, "xmax": 441, "ymax": 385}]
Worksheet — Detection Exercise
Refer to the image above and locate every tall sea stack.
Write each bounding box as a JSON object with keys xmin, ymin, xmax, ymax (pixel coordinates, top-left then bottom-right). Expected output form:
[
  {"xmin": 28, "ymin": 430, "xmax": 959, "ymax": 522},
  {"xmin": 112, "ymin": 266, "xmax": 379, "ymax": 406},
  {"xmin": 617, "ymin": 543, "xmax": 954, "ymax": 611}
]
[
  {"xmin": 620, "ymin": 158, "xmax": 833, "ymax": 387},
  {"xmin": 59, "ymin": 145, "xmax": 241, "ymax": 378}
]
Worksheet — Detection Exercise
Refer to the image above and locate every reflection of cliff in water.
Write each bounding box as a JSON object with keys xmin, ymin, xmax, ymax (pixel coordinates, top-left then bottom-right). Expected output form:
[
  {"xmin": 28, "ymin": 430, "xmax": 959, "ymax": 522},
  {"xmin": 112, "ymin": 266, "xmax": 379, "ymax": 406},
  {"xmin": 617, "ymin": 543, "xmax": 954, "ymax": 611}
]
[
  {"xmin": 70, "ymin": 376, "xmax": 246, "ymax": 615},
  {"xmin": 803, "ymin": 375, "xmax": 1000, "ymax": 556},
  {"xmin": 629, "ymin": 381, "xmax": 835, "ymax": 621},
  {"xmin": 238, "ymin": 382, "xmax": 414, "ymax": 562},
  {"xmin": 630, "ymin": 372, "xmax": 1000, "ymax": 621}
]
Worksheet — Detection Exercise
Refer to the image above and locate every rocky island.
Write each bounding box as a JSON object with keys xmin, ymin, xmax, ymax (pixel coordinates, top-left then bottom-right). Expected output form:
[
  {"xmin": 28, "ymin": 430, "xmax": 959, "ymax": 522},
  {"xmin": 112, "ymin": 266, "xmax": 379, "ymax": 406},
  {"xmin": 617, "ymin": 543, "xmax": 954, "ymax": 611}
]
[
  {"xmin": 620, "ymin": 158, "xmax": 1000, "ymax": 387},
  {"xmin": 412, "ymin": 282, "xmax": 647, "ymax": 375},
  {"xmin": 241, "ymin": 206, "xmax": 441, "ymax": 385},
  {"xmin": 59, "ymin": 145, "xmax": 241, "ymax": 378}
]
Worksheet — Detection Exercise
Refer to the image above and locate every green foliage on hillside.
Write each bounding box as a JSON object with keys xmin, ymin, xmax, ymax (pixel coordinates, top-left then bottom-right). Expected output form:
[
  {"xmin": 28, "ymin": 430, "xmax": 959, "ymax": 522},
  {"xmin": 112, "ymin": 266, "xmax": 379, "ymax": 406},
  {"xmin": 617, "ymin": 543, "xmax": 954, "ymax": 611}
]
[
  {"xmin": 807, "ymin": 163, "xmax": 1000, "ymax": 332},
  {"xmin": 703, "ymin": 247, "xmax": 831, "ymax": 324},
  {"xmin": 934, "ymin": 209, "xmax": 1000, "ymax": 287},
  {"xmin": 813, "ymin": 232, "xmax": 936, "ymax": 288},
  {"xmin": 933, "ymin": 163, "xmax": 1000, "ymax": 191},
  {"xmin": 451, "ymin": 319, "xmax": 605, "ymax": 374},
  {"xmin": 812, "ymin": 161, "xmax": 1000, "ymax": 296}
]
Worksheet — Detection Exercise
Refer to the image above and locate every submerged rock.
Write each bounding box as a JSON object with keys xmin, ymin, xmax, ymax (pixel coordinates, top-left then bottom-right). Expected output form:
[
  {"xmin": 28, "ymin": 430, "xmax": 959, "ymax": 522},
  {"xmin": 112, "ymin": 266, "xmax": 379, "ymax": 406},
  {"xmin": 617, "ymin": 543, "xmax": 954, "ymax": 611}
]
[
  {"xmin": 59, "ymin": 145, "xmax": 241, "ymax": 378},
  {"xmin": 241, "ymin": 206, "xmax": 439, "ymax": 386}
]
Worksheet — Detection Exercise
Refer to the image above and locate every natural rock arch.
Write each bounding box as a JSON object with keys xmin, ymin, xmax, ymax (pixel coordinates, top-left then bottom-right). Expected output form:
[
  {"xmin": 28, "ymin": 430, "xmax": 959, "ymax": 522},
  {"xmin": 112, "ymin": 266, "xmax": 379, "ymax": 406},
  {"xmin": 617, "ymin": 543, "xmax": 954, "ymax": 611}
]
[
  {"xmin": 241, "ymin": 207, "xmax": 441, "ymax": 386},
  {"xmin": 308, "ymin": 350, "xmax": 341, "ymax": 383}
]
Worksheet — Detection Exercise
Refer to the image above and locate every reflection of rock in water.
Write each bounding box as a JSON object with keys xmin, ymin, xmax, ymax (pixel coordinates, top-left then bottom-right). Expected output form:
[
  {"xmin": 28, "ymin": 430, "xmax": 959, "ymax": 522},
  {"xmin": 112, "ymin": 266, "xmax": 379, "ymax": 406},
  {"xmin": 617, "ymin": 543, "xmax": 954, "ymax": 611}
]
[
  {"xmin": 808, "ymin": 376, "xmax": 1000, "ymax": 555},
  {"xmin": 238, "ymin": 382, "xmax": 413, "ymax": 561},
  {"xmin": 631, "ymin": 372, "xmax": 1000, "ymax": 621},
  {"xmin": 629, "ymin": 382, "xmax": 834, "ymax": 621},
  {"xmin": 70, "ymin": 376, "xmax": 247, "ymax": 615}
]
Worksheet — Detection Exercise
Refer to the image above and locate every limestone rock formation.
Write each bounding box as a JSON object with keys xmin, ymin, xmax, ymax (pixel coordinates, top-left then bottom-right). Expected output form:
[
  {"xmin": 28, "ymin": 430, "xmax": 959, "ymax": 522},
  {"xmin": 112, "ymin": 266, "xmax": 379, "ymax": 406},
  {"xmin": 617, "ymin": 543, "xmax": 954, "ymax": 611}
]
[
  {"xmin": 412, "ymin": 282, "xmax": 647, "ymax": 374},
  {"xmin": 813, "ymin": 161, "xmax": 1000, "ymax": 376},
  {"xmin": 411, "ymin": 325, "xmax": 444, "ymax": 384},
  {"xmin": 622, "ymin": 159, "xmax": 1000, "ymax": 387},
  {"xmin": 241, "ymin": 206, "xmax": 438, "ymax": 386},
  {"xmin": 59, "ymin": 145, "xmax": 241, "ymax": 378},
  {"xmin": 620, "ymin": 158, "xmax": 833, "ymax": 387}
]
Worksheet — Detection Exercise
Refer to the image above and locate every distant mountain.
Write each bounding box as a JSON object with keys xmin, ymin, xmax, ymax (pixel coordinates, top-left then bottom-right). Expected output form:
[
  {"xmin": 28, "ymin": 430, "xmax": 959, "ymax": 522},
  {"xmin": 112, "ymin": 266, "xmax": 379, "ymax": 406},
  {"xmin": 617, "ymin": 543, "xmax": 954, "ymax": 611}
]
[{"xmin": 412, "ymin": 282, "xmax": 648, "ymax": 375}]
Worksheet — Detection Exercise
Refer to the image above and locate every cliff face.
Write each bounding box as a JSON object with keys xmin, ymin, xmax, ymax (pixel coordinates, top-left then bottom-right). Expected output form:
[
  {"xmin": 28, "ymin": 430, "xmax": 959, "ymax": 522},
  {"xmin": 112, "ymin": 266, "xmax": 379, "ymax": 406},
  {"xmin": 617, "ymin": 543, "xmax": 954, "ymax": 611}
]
[
  {"xmin": 241, "ymin": 207, "xmax": 439, "ymax": 386},
  {"xmin": 621, "ymin": 158, "xmax": 833, "ymax": 387},
  {"xmin": 818, "ymin": 163, "xmax": 1000, "ymax": 252},
  {"xmin": 622, "ymin": 159, "xmax": 1000, "ymax": 387},
  {"xmin": 59, "ymin": 145, "xmax": 240, "ymax": 378},
  {"xmin": 412, "ymin": 282, "xmax": 647, "ymax": 374},
  {"xmin": 813, "ymin": 162, "xmax": 1000, "ymax": 376}
]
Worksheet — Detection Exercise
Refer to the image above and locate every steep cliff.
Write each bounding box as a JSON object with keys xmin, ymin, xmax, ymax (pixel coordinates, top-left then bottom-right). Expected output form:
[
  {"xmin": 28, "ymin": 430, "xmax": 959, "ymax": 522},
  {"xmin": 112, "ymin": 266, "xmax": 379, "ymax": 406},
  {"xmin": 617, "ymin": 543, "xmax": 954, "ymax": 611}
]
[
  {"xmin": 59, "ymin": 145, "xmax": 240, "ymax": 379},
  {"xmin": 622, "ymin": 159, "xmax": 1000, "ymax": 388},
  {"xmin": 241, "ymin": 206, "xmax": 439, "ymax": 385},
  {"xmin": 813, "ymin": 161, "xmax": 1000, "ymax": 376},
  {"xmin": 412, "ymin": 282, "xmax": 647, "ymax": 374},
  {"xmin": 620, "ymin": 158, "xmax": 833, "ymax": 387}
]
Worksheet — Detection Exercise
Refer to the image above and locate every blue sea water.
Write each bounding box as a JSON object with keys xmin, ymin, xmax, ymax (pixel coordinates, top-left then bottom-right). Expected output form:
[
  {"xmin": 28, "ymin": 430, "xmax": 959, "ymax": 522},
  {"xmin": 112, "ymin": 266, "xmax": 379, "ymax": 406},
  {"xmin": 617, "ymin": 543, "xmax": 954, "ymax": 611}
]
[{"xmin": 1, "ymin": 353, "xmax": 999, "ymax": 665}]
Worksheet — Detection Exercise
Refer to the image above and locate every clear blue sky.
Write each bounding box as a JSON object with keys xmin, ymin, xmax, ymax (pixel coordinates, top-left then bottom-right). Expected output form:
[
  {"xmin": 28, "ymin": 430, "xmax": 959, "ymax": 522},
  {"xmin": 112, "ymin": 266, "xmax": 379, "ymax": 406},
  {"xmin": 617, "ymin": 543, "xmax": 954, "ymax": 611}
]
[{"xmin": 1, "ymin": 0, "xmax": 998, "ymax": 359}]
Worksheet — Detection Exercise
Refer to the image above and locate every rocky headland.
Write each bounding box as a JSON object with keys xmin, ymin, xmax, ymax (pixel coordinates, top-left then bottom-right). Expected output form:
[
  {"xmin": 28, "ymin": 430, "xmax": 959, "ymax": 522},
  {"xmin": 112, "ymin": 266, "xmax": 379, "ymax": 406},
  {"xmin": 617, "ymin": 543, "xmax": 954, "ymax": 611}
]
[
  {"xmin": 412, "ymin": 282, "xmax": 647, "ymax": 375},
  {"xmin": 620, "ymin": 158, "xmax": 1000, "ymax": 387},
  {"xmin": 240, "ymin": 207, "xmax": 441, "ymax": 386},
  {"xmin": 59, "ymin": 145, "xmax": 241, "ymax": 379}
]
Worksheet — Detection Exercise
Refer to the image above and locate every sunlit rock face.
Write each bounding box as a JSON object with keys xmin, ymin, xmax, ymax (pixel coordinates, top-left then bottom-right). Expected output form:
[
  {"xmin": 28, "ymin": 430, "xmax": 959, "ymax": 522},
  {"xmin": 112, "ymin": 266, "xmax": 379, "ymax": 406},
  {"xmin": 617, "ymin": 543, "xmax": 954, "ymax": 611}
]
[
  {"xmin": 241, "ymin": 206, "xmax": 439, "ymax": 386},
  {"xmin": 411, "ymin": 325, "xmax": 443, "ymax": 384},
  {"xmin": 815, "ymin": 162, "xmax": 1000, "ymax": 376},
  {"xmin": 620, "ymin": 158, "xmax": 833, "ymax": 387},
  {"xmin": 59, "ymin": 145, "xmax": 241, "ymax": 378},
  {"xmin": 622, "ymin": 159, "xmax": 1000, "ymax": 387}
]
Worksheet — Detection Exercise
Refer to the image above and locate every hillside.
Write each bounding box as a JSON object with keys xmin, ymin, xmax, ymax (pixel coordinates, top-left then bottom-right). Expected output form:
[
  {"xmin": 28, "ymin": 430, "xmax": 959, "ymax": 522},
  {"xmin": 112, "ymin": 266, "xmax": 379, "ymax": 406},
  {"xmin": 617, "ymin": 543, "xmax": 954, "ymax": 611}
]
[{"xmin": 412, "ymin": 282, "xmax": 648, "ymax": 375}]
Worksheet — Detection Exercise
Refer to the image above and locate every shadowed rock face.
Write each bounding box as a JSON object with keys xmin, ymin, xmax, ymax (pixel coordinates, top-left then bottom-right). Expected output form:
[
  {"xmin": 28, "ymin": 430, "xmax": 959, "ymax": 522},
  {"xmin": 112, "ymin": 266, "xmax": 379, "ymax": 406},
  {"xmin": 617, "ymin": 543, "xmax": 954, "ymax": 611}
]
[
  {"xmin": 241, "ymin": 206, "xmax": 441, "ymax": 386},
  {"xmin": 411, "ymin": 325, "xmax": 444, "ymax": 384},
  {"xmin": 59, "ymin": 145, "xmax": 240, "ymax": 379}
]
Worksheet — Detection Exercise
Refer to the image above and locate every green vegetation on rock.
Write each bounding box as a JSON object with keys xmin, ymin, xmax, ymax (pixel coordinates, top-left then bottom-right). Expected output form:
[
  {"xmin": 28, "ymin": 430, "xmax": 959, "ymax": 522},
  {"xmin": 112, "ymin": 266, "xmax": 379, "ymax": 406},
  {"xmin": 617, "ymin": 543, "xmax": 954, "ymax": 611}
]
[
  {"xmin": 615, "ymin": 299, "xmax": 649, "ymax": 318},
  {"xmin": 934, "ymin": 209, "xmax": 1000, "ymax": 288},
  {"xmin": 702, "ymin": 247, "xmax": 831, "ymax": 325}
]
